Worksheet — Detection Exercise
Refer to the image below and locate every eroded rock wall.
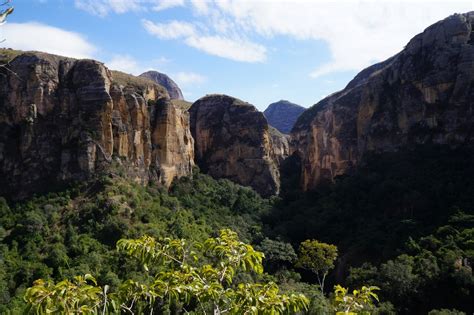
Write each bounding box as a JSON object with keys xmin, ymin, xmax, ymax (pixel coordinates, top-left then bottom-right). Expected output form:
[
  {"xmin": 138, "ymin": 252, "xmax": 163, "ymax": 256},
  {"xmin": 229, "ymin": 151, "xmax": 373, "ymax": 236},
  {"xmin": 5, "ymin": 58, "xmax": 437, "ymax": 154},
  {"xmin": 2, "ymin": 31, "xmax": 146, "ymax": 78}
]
[
  {"xmin": 0, "ymin": 52, "xmax": 194, "ymax": 198},
  {"xmin": 292, "ymin": 12, "xmax": 474, "ymax": 191},
  {"xmin": 189, "ymin": 94, "xmax": 287, "ymax": 196}
]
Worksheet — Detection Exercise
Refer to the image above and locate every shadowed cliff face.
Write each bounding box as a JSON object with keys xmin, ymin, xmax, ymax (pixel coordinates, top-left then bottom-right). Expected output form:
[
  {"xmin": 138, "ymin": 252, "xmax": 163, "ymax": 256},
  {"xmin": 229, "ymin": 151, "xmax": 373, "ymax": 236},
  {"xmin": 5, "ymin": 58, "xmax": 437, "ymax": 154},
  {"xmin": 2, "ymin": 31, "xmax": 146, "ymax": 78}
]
[
  {"xmin": 292, "ymin": 12, "xmax": 474, "ymax": 191},
  {"xmin": 189, "ymin": 94, "xmax": 288, "ymax": 197},
  {"xmin": 264, "ymin": 100, "xmax": 305, "ymax": 134},
  {"xmin": 0, "ymin": 52, "xmax": 194, "ymax": 198}
]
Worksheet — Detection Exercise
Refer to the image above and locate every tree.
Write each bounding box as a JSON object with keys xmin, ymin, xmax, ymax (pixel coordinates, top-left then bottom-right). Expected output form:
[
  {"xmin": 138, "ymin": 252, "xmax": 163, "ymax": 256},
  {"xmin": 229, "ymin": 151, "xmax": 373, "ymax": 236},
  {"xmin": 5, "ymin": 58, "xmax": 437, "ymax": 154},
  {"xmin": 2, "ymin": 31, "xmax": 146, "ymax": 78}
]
[
  {"xmin": 256, "ymin": 238, "xmax": 297, "ymax": 272},
  {"xmin": 332, "ymin": 284, "xmax": 380, "ymax": 315},
  {"xmin": 0, "ymin": 1, "xmax": 13, "ymax": 26},
  {"xmin": 379, "ymin": 254, "xmax": 419, "ymax": 305},
  {"xmin": 25, "ymin": 229, "xmax": 309, "ymax": 314},
  {"xmin": 296, "ymin": 239, "xmax": 338, "ymax": 293},
  {"xmin": 0, "ymin": 0, "xmax": 14, "ymax": 75},
  {"xmin": 24, "ymin": 274, "xmax": 104, "ymax": 314}
]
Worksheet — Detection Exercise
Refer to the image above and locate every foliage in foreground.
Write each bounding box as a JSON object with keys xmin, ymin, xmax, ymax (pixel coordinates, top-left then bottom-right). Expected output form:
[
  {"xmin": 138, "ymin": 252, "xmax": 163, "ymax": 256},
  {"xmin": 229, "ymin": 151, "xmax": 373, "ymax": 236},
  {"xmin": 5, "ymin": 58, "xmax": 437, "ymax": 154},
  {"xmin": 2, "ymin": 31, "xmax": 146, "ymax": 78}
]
[
  {"xmin": 332, "ymin": 285, "xmax": 380, "ymax": 315},
  {"xmin": 24, "ymin": 229, "xmax": 309, "ymax": 314},
  {"xmin": 0, "ymin": 4, "xmax": 13, "ymax": 26},
  {"xmin": 0, "ymin": 173, "xmax": 270, "ymax": 312},
  {"xmin": 24, "ymin": 275, "xmax": 103, "ymax": 314}
]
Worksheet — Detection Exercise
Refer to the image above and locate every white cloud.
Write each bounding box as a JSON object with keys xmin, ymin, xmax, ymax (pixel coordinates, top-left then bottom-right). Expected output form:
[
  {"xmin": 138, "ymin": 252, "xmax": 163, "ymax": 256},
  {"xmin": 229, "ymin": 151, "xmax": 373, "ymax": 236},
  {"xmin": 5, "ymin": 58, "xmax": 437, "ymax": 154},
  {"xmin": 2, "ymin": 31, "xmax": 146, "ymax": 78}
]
[
  {"xmin": 0, "ymin": 22, "xmax": 96, "ymax": 59},
  {"xmin": 205, "ymin": 0, "xmax": 474, "ymax": 77},
  {"xmin": 106, "ymin": 54, "xmax": 142, "ymax": 74},
  {"xmin": 143, "ymin": 19, "xmax": 266, "ymax": 62},
  {"xmin": 75, "ymin": 0, "xmax": 185, "ymax": 16},
  {"xmin": 152, "ymin": 0, "xmax": 185, "ymax": 12},
  {"xmin": 76, "ymin": 0, "xmax": 474, "ymax": 73},
  {"xmin": 108, "ymin": 0, "xmax": 142, "ymax": 13},
  {"xmin": 185, "ymin": 35, "xmax": 266, "ymax": 62},
  {"xmin": 173, "ymin": 72, "xmax": 206, "ymax": 86},
  {"xmin": 75, "ymin": 0, "xmax": 143, "ymax": 17},
  {"xmin": 105, "ymin": 54, "xmax": 176, "ymax": 75},
  {"xmin": 190, "ymin": 0, "xmax": 209, "ymax": 14},
  {"xmin": 142, "ymin": 19, "xmax": 196, "ymax": 39}
]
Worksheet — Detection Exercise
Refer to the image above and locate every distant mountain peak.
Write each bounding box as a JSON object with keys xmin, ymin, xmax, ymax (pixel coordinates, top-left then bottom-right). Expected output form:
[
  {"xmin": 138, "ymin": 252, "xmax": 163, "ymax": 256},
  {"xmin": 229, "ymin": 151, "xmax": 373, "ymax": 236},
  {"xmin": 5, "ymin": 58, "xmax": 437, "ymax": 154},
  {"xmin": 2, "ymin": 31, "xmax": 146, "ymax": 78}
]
[
  {"xmin": 263, "ymin": 100, "xmax": 305, "ymax": 134},
  {"xmin": 139, "ymin": 70, "xmax": 184, "ymax": 100}
]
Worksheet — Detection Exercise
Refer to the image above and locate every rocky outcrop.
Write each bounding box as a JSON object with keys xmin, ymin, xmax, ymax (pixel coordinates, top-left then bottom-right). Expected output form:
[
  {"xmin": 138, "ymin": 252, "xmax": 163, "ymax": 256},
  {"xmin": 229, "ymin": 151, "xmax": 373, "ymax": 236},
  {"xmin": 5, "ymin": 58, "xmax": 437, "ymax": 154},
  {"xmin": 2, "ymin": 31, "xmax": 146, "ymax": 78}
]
[
  {"xmin": 140, "ymin": 71, "xmax": 184, "ymax": 100},
  {"xmin": 189, "ymin": 94, "xmax": 287, "ymax": 197},
  {"xmin": 0, "ymin": 51, "xmax": 194, "ymax": 198},
  {"xmin": 292, "ymin": 12, "xmax": 474, "ymax": 191},
  {"xmin": 150, "ymin": 98, "xmax": 194, "ymax": 187},
  {"xmin": 269, "ymin": 126, "xmax": 290, "ymax": 164},
  {"xmin": 264, "ymin": 100, "xmax": 305, "ymax": 134}
]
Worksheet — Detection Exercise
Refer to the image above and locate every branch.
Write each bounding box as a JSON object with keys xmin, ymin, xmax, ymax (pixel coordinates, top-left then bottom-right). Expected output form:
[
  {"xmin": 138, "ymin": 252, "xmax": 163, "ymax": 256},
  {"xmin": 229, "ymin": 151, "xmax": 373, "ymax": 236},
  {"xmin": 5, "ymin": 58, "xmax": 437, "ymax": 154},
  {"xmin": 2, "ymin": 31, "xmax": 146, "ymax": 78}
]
[
  {"xmin": 219, "ymin": 266, "xmax": 228, "ymax": 284},
  {"xmin": 0, "ymin": 63, "xmax": 21, "ymax": 81}
]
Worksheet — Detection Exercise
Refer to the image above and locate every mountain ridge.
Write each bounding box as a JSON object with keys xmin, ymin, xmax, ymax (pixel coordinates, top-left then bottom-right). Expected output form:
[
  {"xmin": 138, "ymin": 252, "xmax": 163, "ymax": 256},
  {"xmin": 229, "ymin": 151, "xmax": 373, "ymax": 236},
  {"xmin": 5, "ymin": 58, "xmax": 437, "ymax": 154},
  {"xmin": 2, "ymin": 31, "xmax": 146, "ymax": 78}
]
[
  {"xmin": 140, "ymin": 70, "xmax": 184, "ymax": 100},
  {"xmin": 292, "ymin": 11, "xmax": 474, "ymax": 191},
  {"xmin": 263, "ymin": 100, "xmax": 305, "ymax": 134}
]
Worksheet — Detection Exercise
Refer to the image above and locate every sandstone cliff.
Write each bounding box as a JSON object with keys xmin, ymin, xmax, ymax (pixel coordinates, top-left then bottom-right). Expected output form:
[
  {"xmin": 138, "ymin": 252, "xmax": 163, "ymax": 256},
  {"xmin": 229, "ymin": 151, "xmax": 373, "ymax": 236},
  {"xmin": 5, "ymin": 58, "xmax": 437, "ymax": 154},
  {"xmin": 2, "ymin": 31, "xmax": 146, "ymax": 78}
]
[
  {"xmin": 189, "ymin": 94, "xmax": 288, "ymax": 197},
  {"xmin": 292, "ymin": 12, "xmax": 474, "ymax": 191},
  {"xmin": 140, "ymin": 71, "xmax": 184, "ymax": 100},
  {"xmin": 269, "ymin": 126, "xmax": 290, "ymax": 164},
  {"xmin": 150, "ymin": 98, "xmax": 195, "ymax": 187},
  {"xmin": 264, "ymin": 100, "xmax": 305, "ymax": 134},
  {"xmin": 0, "ymin": 51, "xmax": 194, "ymax": 198}
]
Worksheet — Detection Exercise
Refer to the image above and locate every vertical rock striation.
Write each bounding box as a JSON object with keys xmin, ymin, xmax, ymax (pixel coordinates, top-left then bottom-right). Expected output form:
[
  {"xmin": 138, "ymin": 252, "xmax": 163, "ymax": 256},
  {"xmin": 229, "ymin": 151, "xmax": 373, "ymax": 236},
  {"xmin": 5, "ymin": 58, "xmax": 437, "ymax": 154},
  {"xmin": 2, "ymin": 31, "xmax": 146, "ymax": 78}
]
[
  {"xmin": 150, "ymin": 98, "xmax": 195, "ymax": 187},
  {"xmin": 189, "ymin": 94, "xmax": 288, "ymax": 197},
  {"xmin": 0, "ymin": 51, "xmax": 194, "ymax": 198},
  {"xmin": 292, "ymin": 12, "xmax": 474, "ymax": 191}
]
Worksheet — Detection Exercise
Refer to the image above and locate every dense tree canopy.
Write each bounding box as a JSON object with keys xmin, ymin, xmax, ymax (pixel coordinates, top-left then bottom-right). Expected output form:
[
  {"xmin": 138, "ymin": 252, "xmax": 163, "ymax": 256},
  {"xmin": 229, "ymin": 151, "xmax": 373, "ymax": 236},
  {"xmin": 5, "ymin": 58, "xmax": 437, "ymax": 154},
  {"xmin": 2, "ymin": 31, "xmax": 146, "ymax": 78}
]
[
  {"xmin": 25, "ymin": 229, "xmax": 309, "ymax": 314},
  {"xmin": 1, "ymin": 145, "xmax": 473, "ymax": 314}
]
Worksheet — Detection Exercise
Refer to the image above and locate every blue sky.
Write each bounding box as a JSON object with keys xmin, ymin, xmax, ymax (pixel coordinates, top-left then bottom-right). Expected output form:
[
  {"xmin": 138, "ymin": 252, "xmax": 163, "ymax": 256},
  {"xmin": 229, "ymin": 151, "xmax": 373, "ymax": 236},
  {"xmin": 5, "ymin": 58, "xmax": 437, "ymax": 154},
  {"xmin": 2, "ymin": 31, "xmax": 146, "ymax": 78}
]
[{"xmin": 2, "ymin": 0, "xmax": 473, "ymax": 110}]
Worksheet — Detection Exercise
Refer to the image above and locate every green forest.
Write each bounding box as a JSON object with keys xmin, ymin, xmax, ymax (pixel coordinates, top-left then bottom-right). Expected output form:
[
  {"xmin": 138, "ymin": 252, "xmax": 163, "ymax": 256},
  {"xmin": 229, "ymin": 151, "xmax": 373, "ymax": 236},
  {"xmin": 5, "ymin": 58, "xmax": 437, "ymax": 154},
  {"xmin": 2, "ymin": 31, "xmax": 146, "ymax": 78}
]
[{"xmin": 0, "ymin": 145, "xmax": 473, "ymax": 314}]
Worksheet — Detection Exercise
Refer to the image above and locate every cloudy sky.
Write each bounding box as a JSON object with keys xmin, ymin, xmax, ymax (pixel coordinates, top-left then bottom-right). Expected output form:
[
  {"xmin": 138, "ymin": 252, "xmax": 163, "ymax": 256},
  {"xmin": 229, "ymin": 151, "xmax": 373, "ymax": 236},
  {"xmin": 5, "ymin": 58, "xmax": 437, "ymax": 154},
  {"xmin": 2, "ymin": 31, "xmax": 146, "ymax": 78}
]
[{"xmin": 1, "ymin": 0, "xmax": 473, "ymax": 110}]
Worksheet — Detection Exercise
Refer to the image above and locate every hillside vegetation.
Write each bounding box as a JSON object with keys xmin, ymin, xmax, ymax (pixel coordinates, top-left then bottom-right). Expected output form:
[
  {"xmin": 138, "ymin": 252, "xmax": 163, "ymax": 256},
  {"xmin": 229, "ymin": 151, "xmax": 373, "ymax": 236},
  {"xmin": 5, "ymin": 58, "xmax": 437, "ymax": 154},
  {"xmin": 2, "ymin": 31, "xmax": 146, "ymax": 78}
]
[
  {"xmin": 0, "ymin": 172, "xmax": 270, "ymax": 312},
  {"xmin": 271, "ymin": 145, "xmax": 474, "ymax": 314},
  {"xmin": 0, "ymin": 146, "xmax": 472, "ymax": 313}
]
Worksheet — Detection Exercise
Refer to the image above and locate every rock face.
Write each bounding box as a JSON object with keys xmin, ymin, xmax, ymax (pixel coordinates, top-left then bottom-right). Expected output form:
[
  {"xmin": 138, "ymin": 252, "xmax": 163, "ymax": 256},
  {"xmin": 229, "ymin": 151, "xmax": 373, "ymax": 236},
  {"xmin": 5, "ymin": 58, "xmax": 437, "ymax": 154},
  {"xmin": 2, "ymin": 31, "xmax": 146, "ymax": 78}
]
[
  {"xmin": 292, "ymin": 12, "xmax": 474, "ymax": 191},
  {"xmin": 140, "ymin": 71, "xmax": 184, "ymax": 100},
  {"xmin": 189, "ymin": 94, "xmax": 288, "ymax": 197},
  {"xmin": 0, "ymin": 51, "xmax": 194, "ymax": 198},
  {"xmin": 264, "ymin": 100, "xmax": 305, "ymax": 134},
  {"xmin": 268, "ymin": 126, "xmax": 290, "ymax": 165},
  {"xmin": 150, "ymin": 98, "xmax": 195, "ymax": 187}
]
